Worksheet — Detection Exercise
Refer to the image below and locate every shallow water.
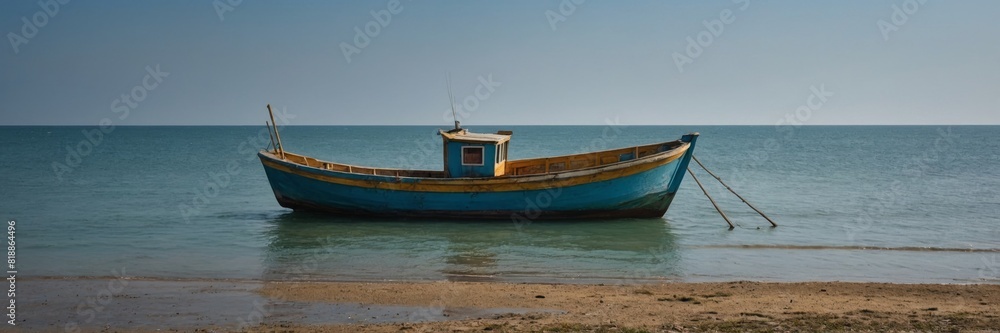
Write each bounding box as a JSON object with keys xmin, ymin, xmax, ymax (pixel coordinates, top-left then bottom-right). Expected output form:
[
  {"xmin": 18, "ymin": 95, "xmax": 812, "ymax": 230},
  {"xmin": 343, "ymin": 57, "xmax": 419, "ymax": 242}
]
[{"xmin": 3, "ymin": 125, "xmax": 999, "ymax": 283}]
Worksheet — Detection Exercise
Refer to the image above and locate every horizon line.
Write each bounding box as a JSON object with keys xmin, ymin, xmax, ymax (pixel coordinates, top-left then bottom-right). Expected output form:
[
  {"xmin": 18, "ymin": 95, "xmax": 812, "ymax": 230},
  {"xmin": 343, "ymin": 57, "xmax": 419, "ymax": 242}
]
[{"xmin": 2, "ymin": 124, "xmax": 999, "ymax": 127}]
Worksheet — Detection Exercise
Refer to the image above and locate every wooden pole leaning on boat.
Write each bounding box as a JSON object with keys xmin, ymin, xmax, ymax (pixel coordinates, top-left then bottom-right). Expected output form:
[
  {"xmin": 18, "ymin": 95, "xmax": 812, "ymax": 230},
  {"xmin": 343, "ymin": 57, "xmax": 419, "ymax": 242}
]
[
  {"xmin": 692, "ymin": 155, "xmax": 778, "ymax": 227},
  {"xmin": 265, "ymin": 121, "xmax": 277, "ymax": 152},
  {"xmin": 266, "ymin": 104, "xmax": 285, "ymax": 160},
  {"xmin": 688, "ymin": 168, "xmax": 735, "ymax": 229}
]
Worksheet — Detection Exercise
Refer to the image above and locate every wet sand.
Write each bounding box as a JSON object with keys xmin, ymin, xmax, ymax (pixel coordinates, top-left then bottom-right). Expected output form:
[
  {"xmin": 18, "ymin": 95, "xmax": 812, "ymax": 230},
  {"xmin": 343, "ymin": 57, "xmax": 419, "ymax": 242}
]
[
  {"xmin": 17, "ymin": 278, "xmax": 551, "ymax": 332},
  {"xmin": 19, "ymin": 278, "xmax": 1000, "ymax": 332}
]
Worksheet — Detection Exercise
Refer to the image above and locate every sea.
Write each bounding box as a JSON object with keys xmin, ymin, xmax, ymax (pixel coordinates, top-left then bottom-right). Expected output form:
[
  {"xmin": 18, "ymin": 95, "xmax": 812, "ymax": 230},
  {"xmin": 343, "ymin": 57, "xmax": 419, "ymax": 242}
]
[{"xmin": 2, "ymin": 125, "xmax": 998, "ymax": 284}]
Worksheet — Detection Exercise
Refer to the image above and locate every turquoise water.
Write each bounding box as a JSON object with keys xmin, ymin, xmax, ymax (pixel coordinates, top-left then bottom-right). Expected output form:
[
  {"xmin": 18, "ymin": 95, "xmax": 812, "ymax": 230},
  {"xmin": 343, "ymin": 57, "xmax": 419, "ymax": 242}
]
[{"xmin": 2, "ymin": 126, "xmax": 999, "ymax": 283}]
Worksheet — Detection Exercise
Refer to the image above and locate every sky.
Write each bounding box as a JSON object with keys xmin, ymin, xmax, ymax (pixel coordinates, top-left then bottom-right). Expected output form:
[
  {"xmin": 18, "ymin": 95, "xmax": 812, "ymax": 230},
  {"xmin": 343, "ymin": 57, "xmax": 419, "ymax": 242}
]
[{"xmin": 1, "ymin": 0, "xmax": 998, "ymax": 125}]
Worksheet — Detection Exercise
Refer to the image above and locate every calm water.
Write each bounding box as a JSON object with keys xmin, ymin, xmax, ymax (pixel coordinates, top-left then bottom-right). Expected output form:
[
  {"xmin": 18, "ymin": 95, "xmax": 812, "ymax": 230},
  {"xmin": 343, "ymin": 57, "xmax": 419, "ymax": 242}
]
[{"xmin": 2, "ymin": 125, "xmax": 998, "ymax": 284}]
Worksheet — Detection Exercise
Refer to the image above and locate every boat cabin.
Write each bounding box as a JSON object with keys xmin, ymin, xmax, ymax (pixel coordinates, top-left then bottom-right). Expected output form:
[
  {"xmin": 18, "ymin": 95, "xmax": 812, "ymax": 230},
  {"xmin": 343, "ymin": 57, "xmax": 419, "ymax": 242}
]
[{"xmin": 439, "ymin": 129, "xmax": 512, "ymax": 178}]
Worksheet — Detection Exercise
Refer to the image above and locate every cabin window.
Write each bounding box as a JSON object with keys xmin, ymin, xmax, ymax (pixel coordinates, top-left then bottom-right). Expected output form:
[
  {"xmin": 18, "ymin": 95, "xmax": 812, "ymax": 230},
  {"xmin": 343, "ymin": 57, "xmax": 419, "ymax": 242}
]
[{"xmin": 462, "ymin": 146, "xmax": 484, "ymax": 165}]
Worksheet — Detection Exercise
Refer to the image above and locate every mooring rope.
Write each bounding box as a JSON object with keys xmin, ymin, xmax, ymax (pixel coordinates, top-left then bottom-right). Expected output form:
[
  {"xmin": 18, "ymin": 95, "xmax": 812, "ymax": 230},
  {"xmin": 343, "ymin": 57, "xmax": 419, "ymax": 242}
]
[
  {"xmin": 687, "ymin": 168, "xmax": 735, "ymax": 229},
  {"xmin": 691, "ymin": 155, "xmax": 778, "ymax": 227}
]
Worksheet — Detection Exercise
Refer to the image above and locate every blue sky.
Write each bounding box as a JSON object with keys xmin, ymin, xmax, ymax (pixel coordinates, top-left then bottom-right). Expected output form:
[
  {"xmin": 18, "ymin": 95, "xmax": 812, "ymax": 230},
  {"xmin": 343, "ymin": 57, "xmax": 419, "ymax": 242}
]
[{"xmin": 1, "ymin": 0, "xmax": 998, "ymax": 125}]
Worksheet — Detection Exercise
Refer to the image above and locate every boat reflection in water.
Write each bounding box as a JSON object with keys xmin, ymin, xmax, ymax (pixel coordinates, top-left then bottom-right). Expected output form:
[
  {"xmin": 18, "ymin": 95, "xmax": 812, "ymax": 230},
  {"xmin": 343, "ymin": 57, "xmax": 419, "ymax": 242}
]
[{"xmin": 261, "ymin": 212, "xmax": 683, "ymax": 283}]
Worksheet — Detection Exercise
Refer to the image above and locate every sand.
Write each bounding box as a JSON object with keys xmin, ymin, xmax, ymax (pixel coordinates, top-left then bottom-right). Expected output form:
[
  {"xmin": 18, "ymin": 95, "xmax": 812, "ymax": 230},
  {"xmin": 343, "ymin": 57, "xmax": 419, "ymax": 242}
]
[
  {"xmin": 20, "ymin": 278, "xmax": 1000, "ymax": 332},
  {"xmin": 252, "ymin": 280, "xmax": 1000, "ymax": 332}
]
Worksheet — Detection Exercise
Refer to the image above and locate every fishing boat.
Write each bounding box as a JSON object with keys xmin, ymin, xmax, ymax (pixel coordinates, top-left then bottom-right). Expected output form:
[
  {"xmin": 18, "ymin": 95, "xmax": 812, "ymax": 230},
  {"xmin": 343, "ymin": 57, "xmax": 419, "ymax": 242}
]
[{"xmin": 257, "ymin": 105, "xmax": 699, "ymax": 220}]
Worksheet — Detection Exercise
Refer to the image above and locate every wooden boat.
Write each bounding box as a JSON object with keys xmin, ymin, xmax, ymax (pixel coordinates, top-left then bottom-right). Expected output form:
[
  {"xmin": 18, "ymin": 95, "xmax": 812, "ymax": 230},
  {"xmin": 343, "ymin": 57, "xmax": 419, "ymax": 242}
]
[{"xmin": 257, "ymin": 107, "xmax": 699, "ymax": 220}]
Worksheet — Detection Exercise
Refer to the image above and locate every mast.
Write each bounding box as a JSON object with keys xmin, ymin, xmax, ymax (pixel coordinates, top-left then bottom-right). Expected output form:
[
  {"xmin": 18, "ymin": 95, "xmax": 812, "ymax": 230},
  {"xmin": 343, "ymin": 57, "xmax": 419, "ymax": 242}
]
[{"xmin": 447, "ymin": 73, "xmax": 460, "ymax": 130}]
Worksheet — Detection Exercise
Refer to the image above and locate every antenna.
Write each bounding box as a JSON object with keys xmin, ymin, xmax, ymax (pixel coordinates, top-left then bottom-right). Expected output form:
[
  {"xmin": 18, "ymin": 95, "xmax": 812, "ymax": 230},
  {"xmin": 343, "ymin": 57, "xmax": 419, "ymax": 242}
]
[{"xmin": 447, "ymin": 73, "xmax": 460, "ymax": 130}]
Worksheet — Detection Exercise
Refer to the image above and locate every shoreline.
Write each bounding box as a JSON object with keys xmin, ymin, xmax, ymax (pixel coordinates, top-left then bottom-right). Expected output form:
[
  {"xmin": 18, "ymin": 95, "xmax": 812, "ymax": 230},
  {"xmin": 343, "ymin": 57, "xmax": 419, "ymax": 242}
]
[{"xmin": 19, "ymin": 278, "xmax": 1000, "ymax": 332}]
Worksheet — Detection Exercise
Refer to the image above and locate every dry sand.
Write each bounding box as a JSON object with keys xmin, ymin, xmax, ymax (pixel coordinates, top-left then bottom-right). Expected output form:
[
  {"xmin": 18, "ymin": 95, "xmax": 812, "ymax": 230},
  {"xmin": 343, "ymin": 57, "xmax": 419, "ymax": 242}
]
[{"xmin": 249, "ymin": 281, "xmax": 1000, "ymax": 332}]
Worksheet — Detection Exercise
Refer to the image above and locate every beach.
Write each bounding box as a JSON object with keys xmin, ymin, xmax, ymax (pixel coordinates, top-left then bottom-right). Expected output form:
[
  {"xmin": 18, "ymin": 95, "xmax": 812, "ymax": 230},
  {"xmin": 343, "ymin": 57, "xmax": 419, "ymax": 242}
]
[
  {"xmin": 21, "ymin": 278, "xmax": 1000, "ymax": 332},
  {"xmin": 256, "ymin": 280, "xmax": 1000, "ymax": 332}
]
